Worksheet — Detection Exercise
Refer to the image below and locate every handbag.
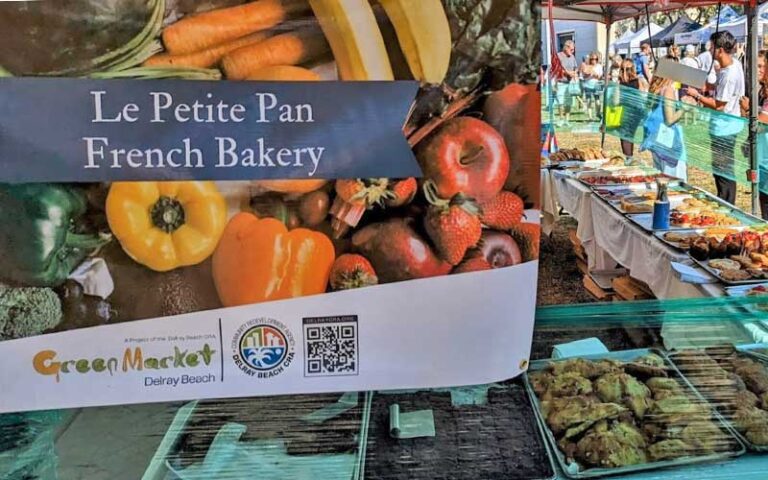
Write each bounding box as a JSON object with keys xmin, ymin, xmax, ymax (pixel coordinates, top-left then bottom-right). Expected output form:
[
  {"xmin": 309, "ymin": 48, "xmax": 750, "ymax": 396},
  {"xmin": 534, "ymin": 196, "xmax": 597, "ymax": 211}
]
[
  {"xmin": 641, "ymin": 103, "xmax": 683, "ymax": 167},
  {"xmin": 567, "ymin": 80, "xmax": 581, "ymax": 95},
  {"xmin": 605, "ymin": 105, "xmax": 623, "ymax": 128}
]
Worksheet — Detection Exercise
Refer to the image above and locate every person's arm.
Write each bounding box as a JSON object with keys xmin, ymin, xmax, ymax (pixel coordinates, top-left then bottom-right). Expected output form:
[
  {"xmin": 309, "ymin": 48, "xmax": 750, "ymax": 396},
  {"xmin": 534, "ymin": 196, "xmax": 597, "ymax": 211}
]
[
  {"xmin": 642, "ymin": 58, "xmax": 651, "ymax": 81},
  {"xmin": 662, "ymin": 86, "xmax": 684, "ymax": 125},
  {"xmin": 686, "ymin": 87, "xmax": 726, "ymax": 110}
]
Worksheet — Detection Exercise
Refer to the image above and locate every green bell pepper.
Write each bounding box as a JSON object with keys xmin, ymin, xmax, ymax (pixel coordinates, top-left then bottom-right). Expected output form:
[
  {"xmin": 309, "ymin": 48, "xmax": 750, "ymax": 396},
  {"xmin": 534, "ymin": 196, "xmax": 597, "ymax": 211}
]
[{"xmin": 0, "ymin": 184, "xmax": 109, "ymax": 287}]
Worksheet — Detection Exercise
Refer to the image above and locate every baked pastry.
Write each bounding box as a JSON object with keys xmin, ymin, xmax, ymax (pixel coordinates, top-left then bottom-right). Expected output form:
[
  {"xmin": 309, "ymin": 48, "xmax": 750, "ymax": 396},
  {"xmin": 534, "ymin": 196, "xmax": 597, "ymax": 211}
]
[
  {"xmin": 720, "ymin": 269, "xmax": 752, "ymax": 281},
  {"xmin": 731, "ymin": 255, "xmax": 759, "ymax": 269},
  {"xmin": 708, "ymin": 259, "xmax": 741, "ymax": 271}
]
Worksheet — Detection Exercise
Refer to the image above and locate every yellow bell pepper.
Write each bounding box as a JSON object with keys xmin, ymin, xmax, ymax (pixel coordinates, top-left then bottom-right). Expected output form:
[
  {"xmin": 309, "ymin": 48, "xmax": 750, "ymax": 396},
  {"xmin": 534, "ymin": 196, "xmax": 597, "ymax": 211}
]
[{"xmin": 106, "ymin": 182, "xmax": 227, "ymax": 272}]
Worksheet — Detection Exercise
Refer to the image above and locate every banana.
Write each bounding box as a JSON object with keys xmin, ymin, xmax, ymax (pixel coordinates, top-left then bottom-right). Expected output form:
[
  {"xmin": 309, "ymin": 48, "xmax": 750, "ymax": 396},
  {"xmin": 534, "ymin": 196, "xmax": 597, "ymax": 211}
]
[
  {"xmin": 308, "ymin": 0, "xmax": 394, "ymax": 81},
  {"xmin": 378, "ymin": 0, "xmax": 452, "ymax": 84}
]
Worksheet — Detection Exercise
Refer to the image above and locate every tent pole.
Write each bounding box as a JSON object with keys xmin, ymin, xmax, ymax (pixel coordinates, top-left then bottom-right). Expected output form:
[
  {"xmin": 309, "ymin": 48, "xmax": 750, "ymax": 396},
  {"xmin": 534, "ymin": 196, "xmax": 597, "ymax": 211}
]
[
  {"xmin": 601, "ymin": 14, "xmax": 612, "ymax": 150},
  {"xmin": 748, "ymin": 0, "xmax": 759, "ymax": 215}
]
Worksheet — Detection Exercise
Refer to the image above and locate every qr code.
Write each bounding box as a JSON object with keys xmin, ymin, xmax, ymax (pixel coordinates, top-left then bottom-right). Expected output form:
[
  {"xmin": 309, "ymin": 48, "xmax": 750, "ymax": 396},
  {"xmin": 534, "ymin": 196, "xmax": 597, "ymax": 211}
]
[{"xmin": 303, "ymin": 315, "xmax": 358, "ymax": 377}]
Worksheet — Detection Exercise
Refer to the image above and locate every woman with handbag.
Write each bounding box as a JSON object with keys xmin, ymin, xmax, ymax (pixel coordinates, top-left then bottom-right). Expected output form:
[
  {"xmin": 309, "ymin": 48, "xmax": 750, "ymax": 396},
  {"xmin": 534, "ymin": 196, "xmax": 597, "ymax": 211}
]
[
  {"xmin": 611, "ymin": 59, "xmax": 648, "ymax": 159},
  {"xmin": 641, "ymin": 76, "xmax": 688, "ymax": 181}
]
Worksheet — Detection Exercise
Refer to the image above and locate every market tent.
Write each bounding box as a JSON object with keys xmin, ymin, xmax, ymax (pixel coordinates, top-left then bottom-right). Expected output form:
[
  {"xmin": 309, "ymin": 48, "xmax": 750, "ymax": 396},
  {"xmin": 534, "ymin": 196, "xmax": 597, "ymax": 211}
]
[
  {"xmin": 613, "ymin": 22, "xmax": 663, "ymax": 53},
  {"xmin": 542, "ymin": 1, "xmax": 744, "ymax": 23},
  {"xmin": 674, "ymin": 6, "xmax": 745, "ymax": 44},
  {"xmin": 609, "ymin": 28, "xmax": 636, "ymax": 54},
  {"xmin": 649, "ymin": 14, "xmax": 701, "ymax": 47},
  {"xmin": 712, "ymin": 3, "xmax": 768, "ymax": 39}
]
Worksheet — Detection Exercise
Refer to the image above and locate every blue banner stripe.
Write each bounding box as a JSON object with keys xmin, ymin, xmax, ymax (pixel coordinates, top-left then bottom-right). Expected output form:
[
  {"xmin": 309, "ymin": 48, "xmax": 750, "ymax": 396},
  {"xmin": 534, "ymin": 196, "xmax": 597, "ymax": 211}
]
[{"xmin": 0, "ymin": 78, "xmax": 422, "ymax": 182}]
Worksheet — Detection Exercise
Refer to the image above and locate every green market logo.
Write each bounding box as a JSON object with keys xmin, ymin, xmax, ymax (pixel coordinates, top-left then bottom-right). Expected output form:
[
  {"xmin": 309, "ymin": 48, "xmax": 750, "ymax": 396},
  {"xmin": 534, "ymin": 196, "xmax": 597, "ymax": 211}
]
[{"xmin": 33, "ymin": 344, "xmax": 216, "ymax": 382}]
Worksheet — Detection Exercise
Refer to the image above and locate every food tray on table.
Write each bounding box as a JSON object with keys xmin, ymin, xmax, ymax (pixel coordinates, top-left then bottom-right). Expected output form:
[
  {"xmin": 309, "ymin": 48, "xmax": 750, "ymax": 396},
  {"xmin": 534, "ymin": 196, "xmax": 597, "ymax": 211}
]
[
  {"xmin": 576, "ymin": 171, "xmax": 669, "ymax": 188},
  {"xmin": 667, "ymin": 346, "xmax": 768, "ymax": 452},
  {"xmin": 364, "ymin": 382, "xmax": 557, "ymax": 480},
  {"xmin": 653, "ymin": 227, "xmax": 754, "ymax": 251},
  {"xmin": 627, "ymin": 191, "xmax": 764, "ymax": 233},
  {"xmin": 627, "ymin": 210, "xmax": 762, "ymax": 233},
  {"xmin": 523, "ymin": 348, "xmax": 745, "ymax": 479},
  {"xmin": 691, "ymin": 257, "xmax": 768, "ymax": 286},
  {"xmin": 724, "ymin": 283, "xmax": 768, "ymax": 302},
  {"xmin": 144, "ymin": 393, "xmax": 370, "ymax": 480}
]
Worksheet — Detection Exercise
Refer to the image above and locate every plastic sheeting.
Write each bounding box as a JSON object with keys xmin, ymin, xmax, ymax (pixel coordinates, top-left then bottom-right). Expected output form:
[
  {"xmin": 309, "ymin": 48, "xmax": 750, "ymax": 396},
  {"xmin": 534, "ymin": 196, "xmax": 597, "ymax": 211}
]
[{"xmin": 604, "ymin": 83, "xmax": 766, "ymax": 189}]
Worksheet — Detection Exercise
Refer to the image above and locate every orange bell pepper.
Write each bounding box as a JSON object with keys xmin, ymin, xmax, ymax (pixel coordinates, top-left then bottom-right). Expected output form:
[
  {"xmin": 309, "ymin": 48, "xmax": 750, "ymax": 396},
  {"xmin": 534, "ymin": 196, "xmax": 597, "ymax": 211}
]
[{"xmin": 212, "ymin": 213, "xmax": 335, "ymax": 306}]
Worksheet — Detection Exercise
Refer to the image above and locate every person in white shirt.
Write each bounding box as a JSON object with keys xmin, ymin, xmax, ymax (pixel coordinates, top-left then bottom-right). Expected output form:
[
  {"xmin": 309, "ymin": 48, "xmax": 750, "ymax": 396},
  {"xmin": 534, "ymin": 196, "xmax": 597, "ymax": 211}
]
[
  {"xmin": 697, "ymin": 40, "xmax": 713, "ymax": 72},
  {"xmin": 580, "ymin": 51, "xmax": 604, "ymax": 120},
  {"xmin": 686, "ymin": 31, "xmax": 745, "ymax": 204},
  {"xmin": 680, "ymin": 45, "xmax": 700, "ymax": 69}
]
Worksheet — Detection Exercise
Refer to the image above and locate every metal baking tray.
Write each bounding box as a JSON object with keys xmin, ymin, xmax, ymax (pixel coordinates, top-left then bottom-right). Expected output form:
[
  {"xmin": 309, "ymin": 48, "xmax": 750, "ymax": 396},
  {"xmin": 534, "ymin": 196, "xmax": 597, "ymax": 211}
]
[
  {"xmin": 627, "ymin": 211, "xmax": 761, "ymax": 233},
  {"xmin": 667, "ymin": 347, "xmax": 768, "ymax": 452},
  {"xmin": 724, "ymin": 283, "xmax": 768, "ymax": 300},
  {"xmin": 691, "ymin": 257, "xmax": 768, "ymax": 286},
  {"xmin": 523, "ymin": 348, "xmax": 746, "ymax": 479},
  {"xmin": 652, "ymin": 226, "xmax": 755, "ymax": 251},
  {"xmin": 593, "ymin": 185, "xmax": 695, "ymax": 216},
  {"xmin": 625, "ymin": 188, "xmax": 765, "ymax": 233},
  {"xmin": 653, "ymin": 229, "xmax": 703, "ymax": 250}
]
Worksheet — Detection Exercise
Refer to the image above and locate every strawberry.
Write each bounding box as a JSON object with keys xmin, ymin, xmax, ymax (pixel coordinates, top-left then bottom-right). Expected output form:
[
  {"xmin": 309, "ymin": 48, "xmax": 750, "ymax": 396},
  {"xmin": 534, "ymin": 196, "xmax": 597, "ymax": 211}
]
[
  {"xmin": 453, "ymin": 257, "xmax": 492, "ymax": 274},
  {"xmin": 385, "ymin": 178, "xmax": 417, "ymax": 207},
  {"xmin": 423, "ymin": 182, "xmax": 482, "ymax": 265},
  {"xmin": 509, "ymin": 222, "xmax": 541, "ymax": 261},
  {"xmin": 329, "ymin": 254, "xmax": 379, "ymax": 290},
  {"xmin": 479, "ymin": 191, "xmax": 524, "ymax": 229},
  {"xmin": 335, "ymin": 178, "xmax": 391, "ymax": 206}
]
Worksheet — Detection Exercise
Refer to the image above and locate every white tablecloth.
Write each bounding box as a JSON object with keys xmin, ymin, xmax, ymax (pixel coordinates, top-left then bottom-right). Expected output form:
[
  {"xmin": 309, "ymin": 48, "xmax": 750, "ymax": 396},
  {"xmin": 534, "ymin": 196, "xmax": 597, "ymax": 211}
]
[
  {"xmin": 588, "ymin": 196, "xmax": 725, "ymax": 299},
  {"xmin": 547, "ymin": 172, "xmax": 623, "ymax": 271},
  {"xmin": 542, "ymin": 171, "xmax": 725, "ymax": 299}
]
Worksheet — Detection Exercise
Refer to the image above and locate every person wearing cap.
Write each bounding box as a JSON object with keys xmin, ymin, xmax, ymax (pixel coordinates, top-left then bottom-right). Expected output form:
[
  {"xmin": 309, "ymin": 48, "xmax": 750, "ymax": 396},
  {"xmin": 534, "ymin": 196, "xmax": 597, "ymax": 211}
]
[{"xmin": 680, "ymin": 45, "xmax": 700, "ymax": 69}]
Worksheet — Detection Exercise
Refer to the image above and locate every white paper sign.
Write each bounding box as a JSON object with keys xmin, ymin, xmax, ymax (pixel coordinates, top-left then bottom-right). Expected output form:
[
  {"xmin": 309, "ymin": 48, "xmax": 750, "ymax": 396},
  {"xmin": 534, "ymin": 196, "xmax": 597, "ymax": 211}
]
[{"xmin": 0, "ymin": 261, "xmax": 538, "ymax": 413}]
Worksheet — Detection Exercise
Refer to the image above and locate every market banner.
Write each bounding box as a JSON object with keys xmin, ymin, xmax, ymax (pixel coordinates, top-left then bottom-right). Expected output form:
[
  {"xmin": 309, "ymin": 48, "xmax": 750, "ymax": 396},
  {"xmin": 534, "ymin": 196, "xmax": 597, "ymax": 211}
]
[
  {"xmin": 0, "ymin": 262, "xmax": 537, "ymax": 413},
  {"xmin": 0, "ymin": 0, "xmax": 540, "ymax": 414},
  {"xmin": 0, "ymin": 78, "xmax": 421, "ymax": 182}
]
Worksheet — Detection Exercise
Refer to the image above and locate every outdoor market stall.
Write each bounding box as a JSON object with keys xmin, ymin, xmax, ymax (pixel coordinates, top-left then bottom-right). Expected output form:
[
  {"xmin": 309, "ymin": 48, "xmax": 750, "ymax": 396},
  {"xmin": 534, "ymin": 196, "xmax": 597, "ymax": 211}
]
[
  {"xmin": 544, "ymin": 0, "xmax": 764, "ymax": 214},
  {"xmin": 542, "ymin": 167, "xmax": 727, "ymax": 299}
]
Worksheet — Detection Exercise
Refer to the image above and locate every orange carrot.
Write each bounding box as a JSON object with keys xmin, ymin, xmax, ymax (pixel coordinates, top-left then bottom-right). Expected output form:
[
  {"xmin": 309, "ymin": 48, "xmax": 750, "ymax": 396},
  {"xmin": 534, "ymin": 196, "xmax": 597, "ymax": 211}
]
[
  {"xmin": 144, "ymin": 32, "xmax": 270, "ymax": 69},
  {"xmin": 222, "ymin": 30, "xmax": 329, "ymax": 80},
  {"xmin": 245, "ymin": 65, "xmax": 321, "ymax": 81},
  {"xmin": 163, "ymin": 0, "xmax": 310, "ymax": 55}
]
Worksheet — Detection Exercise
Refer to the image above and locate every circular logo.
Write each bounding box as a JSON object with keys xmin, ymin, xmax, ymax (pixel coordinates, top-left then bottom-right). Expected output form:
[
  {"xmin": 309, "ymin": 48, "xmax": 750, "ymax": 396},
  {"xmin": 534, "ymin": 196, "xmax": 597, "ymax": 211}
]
[
  {"xmin": 232, "ymin": 318, "xmax": 295, "ymax": 378},
  {"xmin": 239, "ymin": 324, "xmax": 288, "ymax": 371}
]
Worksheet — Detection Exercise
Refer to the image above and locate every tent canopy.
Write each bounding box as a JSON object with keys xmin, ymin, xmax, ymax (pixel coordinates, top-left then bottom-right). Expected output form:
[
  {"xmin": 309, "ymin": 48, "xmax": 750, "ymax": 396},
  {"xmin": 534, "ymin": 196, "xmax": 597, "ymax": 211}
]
[
  {"xmin": 543, "ymin": 1, "xmax": 750, "ymax": 23},
  {"xmin": 673, "ymin": 5, "xmax": 742, "ymax": 44},
  {"xmin": 649, "ymin": 14, "xmax": 702, "ymax": 47},
  {"xmin": 609, "ymin": 27, "xmax": 637, "ymax": 54},
  {"xmin": 614, "ymin": 22, "xmax": 663, "ymax": 53},
  {"xmin": 712, "ymin": 3, "xmax": 768, "ymax": 39}
]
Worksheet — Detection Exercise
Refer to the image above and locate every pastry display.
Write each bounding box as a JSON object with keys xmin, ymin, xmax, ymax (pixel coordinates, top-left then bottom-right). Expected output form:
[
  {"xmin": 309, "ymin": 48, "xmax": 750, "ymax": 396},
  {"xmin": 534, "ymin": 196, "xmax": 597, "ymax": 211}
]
[
  {"xmin": 687, "ymin": 229, "xmax": 768, "ymax": 282},
  {"xmin": 529, "ymin": 354, "xmax": 740, "ymax": 473},
  {"xmin": 669, "ymin": 347, "xmax": 768, "ymax": 447},
  {"xmin": 549, "ymin": 147, "xmax": 607, "ymax": 163},
  {"xmin": 670, "ymin": 198, "xmax": 740, "ymax": 228},
  {"xmin": 582, "ymin": 174, "xmax": 662, "ymax": 186}
]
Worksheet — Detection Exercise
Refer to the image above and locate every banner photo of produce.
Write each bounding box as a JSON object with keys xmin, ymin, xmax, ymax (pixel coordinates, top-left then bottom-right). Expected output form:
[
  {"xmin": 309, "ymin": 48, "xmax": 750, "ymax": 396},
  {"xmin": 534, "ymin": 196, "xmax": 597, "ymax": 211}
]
[{"xmin": 0, "ymin": 0, "xmax": 540, "ymax": 411}]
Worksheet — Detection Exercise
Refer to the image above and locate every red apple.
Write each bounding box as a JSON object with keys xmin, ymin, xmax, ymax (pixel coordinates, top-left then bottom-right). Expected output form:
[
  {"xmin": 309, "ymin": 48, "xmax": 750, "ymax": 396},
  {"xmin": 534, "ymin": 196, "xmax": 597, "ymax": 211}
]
[
  {"xmin": 416, "ymin": 117, "xmax": 510, "ymax": 203},
  {"xmin": 484, "ymin": 84, "xmax": 540, "ymax": 205}
]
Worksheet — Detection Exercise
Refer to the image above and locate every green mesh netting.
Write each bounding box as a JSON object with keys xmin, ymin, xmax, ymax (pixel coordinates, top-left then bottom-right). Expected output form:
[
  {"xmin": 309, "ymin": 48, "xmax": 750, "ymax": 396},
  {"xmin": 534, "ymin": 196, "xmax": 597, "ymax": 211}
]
[{"xmin": 604, "ymin": 83, "xmax": 763, "ymax": 188}]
